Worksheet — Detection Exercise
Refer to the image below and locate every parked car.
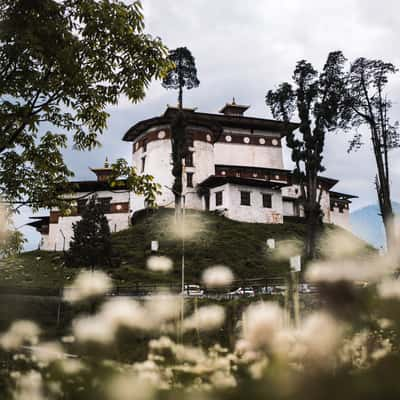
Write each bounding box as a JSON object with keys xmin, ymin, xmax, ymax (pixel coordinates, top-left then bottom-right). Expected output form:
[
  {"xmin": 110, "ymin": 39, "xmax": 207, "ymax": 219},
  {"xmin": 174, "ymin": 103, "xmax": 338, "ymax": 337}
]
[
  {"xmin": 261, "ymin": 286, "xmax": 275, "ymax": 295},
  {"xmin": 182, "ymin": 284, "xmax": 204, "ymax": 297},
  {"xmin": 299, "ymin": 283, "xmax": 311, "ymax": 293},
  {"xmin": 228, "ymin": 287, "xmax": 255, "ymax": 298}
]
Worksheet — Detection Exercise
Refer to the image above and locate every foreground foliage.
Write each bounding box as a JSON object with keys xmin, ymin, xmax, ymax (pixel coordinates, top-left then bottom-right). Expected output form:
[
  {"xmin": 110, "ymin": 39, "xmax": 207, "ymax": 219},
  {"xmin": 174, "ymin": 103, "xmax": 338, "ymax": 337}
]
[
  {"xmin": 0, "ymin": 227, "xmax": 399, "ymax": 399},
  {"xmin": 0, "ymin": 0, "xmax": 170, "ymax": 210}
]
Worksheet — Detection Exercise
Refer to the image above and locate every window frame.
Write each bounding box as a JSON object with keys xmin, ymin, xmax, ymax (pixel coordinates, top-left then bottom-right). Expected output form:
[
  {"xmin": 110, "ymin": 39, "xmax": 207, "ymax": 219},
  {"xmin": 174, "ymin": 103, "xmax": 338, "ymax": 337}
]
[
  {"xmin": 215, "ymin": 191, "xmax": 223, "ymax": 207},
  {"xmin": 141, "ymin": 156, "xmax": 146, "ymax": 173},
  {"xmin": 240, "ymin": 191, "xmax": 251, "ymax": 206},
  {"xmin": 186, "ymin": 172, "xmax": 194, "ymax": 188},
  {"xmin": 262, "ymin": 193, "xmax": 272, "ymax": 208},
  {"xmin": 99, "ymin": 197, "xmax": 112, "ymax": 214},
  {"xmin": 185, "ymin": 152, "xmax": 194, "ymax": 167}
]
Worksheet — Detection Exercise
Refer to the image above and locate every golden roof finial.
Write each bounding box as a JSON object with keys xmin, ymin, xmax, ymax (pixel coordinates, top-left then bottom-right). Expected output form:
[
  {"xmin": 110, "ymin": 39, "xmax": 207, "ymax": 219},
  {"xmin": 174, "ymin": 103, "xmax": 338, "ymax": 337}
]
[{"xmin": 104, "ymin": 156, "xmax": 109, "ymax": 168}]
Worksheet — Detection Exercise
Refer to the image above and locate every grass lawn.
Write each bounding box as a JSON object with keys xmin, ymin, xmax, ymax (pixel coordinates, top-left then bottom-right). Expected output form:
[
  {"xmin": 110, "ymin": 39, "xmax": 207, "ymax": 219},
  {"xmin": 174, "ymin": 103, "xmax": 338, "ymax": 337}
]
[{"xmin": 0, "ymin": 209, "xmax": 371, "ymax": 289}]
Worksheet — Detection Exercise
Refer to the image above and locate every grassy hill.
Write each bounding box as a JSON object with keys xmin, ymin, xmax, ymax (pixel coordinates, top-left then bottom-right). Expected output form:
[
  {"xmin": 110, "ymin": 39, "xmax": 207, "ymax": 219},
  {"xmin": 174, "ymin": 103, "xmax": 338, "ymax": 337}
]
[{"xmin": 0, "ymin": 209, "xmax": 370, "ymax": 289}]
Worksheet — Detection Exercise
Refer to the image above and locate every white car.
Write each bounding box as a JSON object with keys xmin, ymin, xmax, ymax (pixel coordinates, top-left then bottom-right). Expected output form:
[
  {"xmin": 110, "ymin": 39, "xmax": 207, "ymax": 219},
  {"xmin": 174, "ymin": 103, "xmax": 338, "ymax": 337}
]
[
  {"xmin": 299, "ymin": 283, "xmax": 311, "ymax": 293},
  {"xmin": 182, "ymin": 284, "xmax": 204, "ymax": 297},
  {"xmin": 228, "ymin": 287, "xmax": 255, "ymax": 298}
]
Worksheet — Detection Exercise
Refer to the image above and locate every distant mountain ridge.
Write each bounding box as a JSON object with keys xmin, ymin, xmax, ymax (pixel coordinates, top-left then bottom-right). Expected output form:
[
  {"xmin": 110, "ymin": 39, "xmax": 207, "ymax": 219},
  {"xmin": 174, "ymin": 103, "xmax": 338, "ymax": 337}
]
[{"xmin": 350, "ymin": 202, "xmax": 400, "ymax": 248}]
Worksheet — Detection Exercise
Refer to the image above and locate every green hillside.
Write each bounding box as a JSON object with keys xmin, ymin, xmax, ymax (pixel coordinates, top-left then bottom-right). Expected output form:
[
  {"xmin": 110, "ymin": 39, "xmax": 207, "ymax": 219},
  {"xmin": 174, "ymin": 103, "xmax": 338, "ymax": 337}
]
[{"xmin": 0, "ymin": 209, "xmax": 371, "ymax": 289}]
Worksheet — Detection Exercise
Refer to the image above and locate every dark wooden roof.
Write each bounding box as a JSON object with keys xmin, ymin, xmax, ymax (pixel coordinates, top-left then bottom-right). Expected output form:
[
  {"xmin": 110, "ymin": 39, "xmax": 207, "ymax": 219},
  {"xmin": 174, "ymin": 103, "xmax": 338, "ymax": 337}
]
[
  {"xmin": 199, "ymin": 176, "xmax": 289, "ymax": 190},
  {"xmin": 123, "ymin": 107, "xmax": 299, "ymax": 142},
  {"xmin": 329, "ymin": 191, "xmax": 358, "ymax": 200},
  {"xmin": 216, "ymin": 164, "xmax": 292, "ymax": 175},
  {"xmin": 215, "ymin": 164, "xmax": 339, "ymax": 190},
  {"xmin": 27, "ymin": 216, "xmax": 50, "ymax": 228}
]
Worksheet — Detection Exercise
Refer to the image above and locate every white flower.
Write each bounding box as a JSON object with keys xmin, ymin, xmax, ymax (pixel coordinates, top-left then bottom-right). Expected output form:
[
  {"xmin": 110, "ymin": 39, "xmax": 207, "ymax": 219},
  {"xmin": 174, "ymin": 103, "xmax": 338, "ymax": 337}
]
[
  {"xmin": 14, "ymin": 370, "xmax": 43, "ymax": 400},
  {"xmin": 59, "ymin": 359, "xmax": 85, "ymax": 375},
  {"xmin": 100, "ymin": 297, "xmax": 152, "ymax": 331},
  {"xmin": 145, "ymin": 294, "xmax": 181, "ymax": 322},
  {"xmin": 320, "ymin": 230, "xmax": 367, "ymax": 260},
  {"xmin": 146, "ymin": 256, "xmax": 173, "ymax": 272},
  {"xmin": 64, "ymin": 270, "xmax": 112, "ymax": 303},
  {"xmin": 106, "ymin": 372, "xmax": 156, "ymax": 400},
  {"xmin": 377, "ymin": 278, "xmax": 400, "ymax": 299},
  {"xmin": 210, "ymin": 370, "xmax": 237, "ymax": 389},
  {"xmin": 31, "ymin": 342, "xmax": 64, "ymax": 364},
  {"xmin": 202, "ymin": 265, "xmax": 234, "ymax": 288},
  {"xmin": 72, "ymin": 315, "xmax": 115, "ymax": 344},
  {"xmin": 183, "ymin": 305, "xmax": 225, "ymax": 332},
  {"xmin": 306, "ymin": 255, "xmax": 396, "ymax": 283},
  {"xmin": 296, "ymin": 312, "xmax": 343, "ymax": 363},
  {"xmin": 242, "ymin": 302, "xmax": 284, "ymax": 351},
  {"xmin": 0, "ymin": 320, "xmax": 40, "ymax": 350}
]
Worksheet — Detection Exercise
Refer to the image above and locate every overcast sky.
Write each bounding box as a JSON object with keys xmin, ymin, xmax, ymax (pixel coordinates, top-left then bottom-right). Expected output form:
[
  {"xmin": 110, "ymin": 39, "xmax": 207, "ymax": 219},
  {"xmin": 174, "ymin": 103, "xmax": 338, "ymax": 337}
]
[{"xmin": 17, "ymin": 0, "xmax": 400, "ymax": 249}]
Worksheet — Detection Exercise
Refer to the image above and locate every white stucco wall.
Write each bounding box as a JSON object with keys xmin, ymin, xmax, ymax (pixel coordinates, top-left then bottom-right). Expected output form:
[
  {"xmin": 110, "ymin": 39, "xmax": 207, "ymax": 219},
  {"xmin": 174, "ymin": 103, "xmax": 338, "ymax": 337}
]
[
  {"xmin": 330, "ymin": 207, "xmax": 351, "ymax": 230},
  {"xmin": 282, "ymin": 185, "xmax": 332, "ymax": 222},
  {"xmin": 209, "ymin": 183, "xmax": 283, "ymax": 224},
  {"xmin": 283, "ymin": 200, "xmax": 295, "ymax": 216},
  {"xmin": 320, "ymin": 190, "xmax": 331, "ymax": 223},
  {"xmin": 214, "ymin": 142, "xmax": 284, "ymax": 169},
  {"xmin": 43, "ymin": 190, "xmax": 131, "ymax": 251},
  {"xmin": 45, "ymin": 213, "xmax": 130, "ymax": 251},
  {"xmin": 131, "ymin": 132, "xmax": 215, "ymax": 213},
  {"xmin": 39, "ymin": 234, "xmax": 51, "ymax": 251},
  {"xmin": 281, "ymin": 185, "xmax": 301, "ymax": 199},
  {"xmin": 59, "ymin": 191, "xmax": 130, "ymax": 205}
]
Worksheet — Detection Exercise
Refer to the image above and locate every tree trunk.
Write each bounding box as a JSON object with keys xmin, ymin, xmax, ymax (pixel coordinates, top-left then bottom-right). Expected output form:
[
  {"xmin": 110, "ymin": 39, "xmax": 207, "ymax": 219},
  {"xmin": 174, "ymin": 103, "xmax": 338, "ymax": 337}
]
[
  {"xmin": 305, "ymin": 208, "xmax": 319, "ymax": 260},
  {"xmin": 178, "ymin": 85, "xmax": 183, "ymax": 110},
  {"xmin": 304, "ymin": 175, "xmax": 321, "ymax": 260},
  {"xmin": 175, "ymin": 193, "xmax": 182, "ymax": 222},
  {"xmin": 171, "ymin": 112, "xmax": 185, "ymax": 222},
  {"xmin": 373, "ymin": 128, "xmax": 396, "ymax": 251},
  {"xmin": 376, "ymin": 176, "xmax": 396, "ymax": 250}
]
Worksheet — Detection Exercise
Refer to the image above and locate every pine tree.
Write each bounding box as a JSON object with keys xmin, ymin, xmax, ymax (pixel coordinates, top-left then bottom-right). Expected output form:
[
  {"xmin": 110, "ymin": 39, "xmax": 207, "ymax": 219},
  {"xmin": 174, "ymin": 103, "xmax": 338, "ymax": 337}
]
[
  {"xmin": 162, "ymin": 47, "xmax": 200, "ymax": 109},
  {"xmin": 161, "ymin": 47, "xmax": 200, "ymax": 218},
  {"xmin": 66, "ymin": 195, "xmax": 113, "ymax": 269}
]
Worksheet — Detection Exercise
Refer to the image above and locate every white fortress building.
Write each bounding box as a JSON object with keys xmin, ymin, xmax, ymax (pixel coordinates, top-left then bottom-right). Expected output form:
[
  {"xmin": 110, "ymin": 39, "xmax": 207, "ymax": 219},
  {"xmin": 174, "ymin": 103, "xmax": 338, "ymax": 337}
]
[{"xmin": 29, "ymin": 100, "xmax": 356, "ymax": 250}]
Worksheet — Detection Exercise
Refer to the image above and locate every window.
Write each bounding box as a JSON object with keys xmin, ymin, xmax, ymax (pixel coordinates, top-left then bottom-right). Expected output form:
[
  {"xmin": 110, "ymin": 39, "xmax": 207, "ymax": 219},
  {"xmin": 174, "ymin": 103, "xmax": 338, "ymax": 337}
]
[
  {"xmin": 240, "ymin": 191, "xmax": 251, "ymax": 206},
  {"xmin": 215, "ymin": 191, "xmax": 223, "ymax": 206},
  {"xmin": 262, "ymin": 193, "xmax": 272, "ymax": 208},
  {"xmin": 185, "ymin": 152, "xmax": 193, "ymax": 167},
  {"xmin": 99, "ymin": 198, "xmax": 111, "ymax": 213},
  {"xmin": 141, "ymin": 156, "xmax": 146, "ymax": 173},
  {"xmin": 186, "ymin": 136, "xmax": 194, "ymax": 148},
  {"xmin": 142, "ymin": 139, "xmax": 147, "ymax": 152},
  {"xmin": 187, "ymin": 172, "xmax": 193, "ymax": 188}
]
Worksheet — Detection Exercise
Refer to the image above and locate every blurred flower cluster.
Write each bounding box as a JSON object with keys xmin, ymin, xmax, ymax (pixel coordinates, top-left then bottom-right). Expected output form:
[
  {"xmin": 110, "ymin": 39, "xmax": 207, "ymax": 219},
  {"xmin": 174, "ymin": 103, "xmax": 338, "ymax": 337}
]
[{"xmin": 1, "ymin": 228, "xmax": 400, "ymax": 399}]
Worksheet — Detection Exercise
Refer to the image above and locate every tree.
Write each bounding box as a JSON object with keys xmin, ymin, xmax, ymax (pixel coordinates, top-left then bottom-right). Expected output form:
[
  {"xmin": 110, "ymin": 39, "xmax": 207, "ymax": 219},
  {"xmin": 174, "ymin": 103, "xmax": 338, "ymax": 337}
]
[
  {"xmin": 266, "ymin": 51, "xmax": 347, "ymax": 259},
  {"xmin": 342, "ymin": 58, "xmax": 399, "ymax": 250},
  {"xmin": 162, "ymin": 47, "xmax": 200, "ymax": 109},
  {"xmin": 66, "ymin": 195, "xmax": 113, "ymax": 269},
  {"xmin": 0, "ymin": 0, "xmax": 170, "ymax": 211},
  {"xmin": 0, "ymin": 229, "xmax": 26, "ymax": 258},
  {"xmin": 170, "ymin": 111, "xmax": 188, "ymax": 217},
  {"xmin": 161, "ymin": 47, "xmax": 200, "ymax": 217},
  {"xmin": 109, "ymin": 158, "xmax": 162, "ymax": 208},
  {"xmin": 0, "ymin": 205, "xmax": 26, "ymax": 258}
]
